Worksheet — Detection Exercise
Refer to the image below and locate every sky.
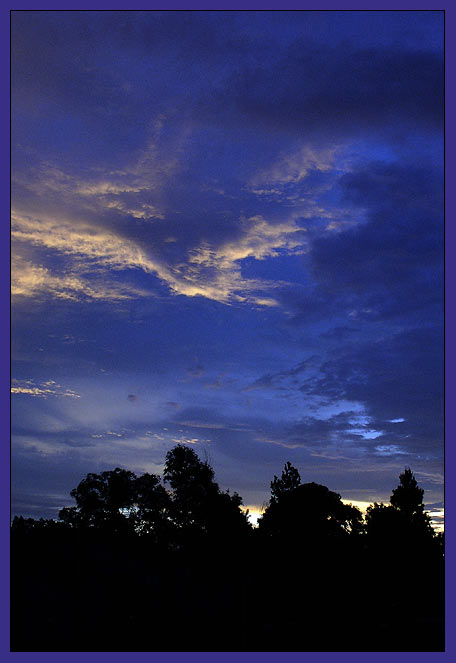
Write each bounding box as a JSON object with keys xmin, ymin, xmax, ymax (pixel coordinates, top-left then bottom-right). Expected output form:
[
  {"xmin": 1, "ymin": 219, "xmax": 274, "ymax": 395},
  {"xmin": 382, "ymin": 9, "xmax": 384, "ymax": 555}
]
[{"xmin": 11, "ymin": 10, "xmax": 444, "ymax": 529}]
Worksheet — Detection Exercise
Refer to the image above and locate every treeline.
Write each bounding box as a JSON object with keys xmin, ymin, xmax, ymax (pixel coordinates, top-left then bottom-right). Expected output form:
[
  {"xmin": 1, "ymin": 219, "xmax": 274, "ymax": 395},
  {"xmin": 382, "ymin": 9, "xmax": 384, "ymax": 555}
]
[{"xmin": 11, "ymin": 445, "xmax": 444, "ymax": 652}]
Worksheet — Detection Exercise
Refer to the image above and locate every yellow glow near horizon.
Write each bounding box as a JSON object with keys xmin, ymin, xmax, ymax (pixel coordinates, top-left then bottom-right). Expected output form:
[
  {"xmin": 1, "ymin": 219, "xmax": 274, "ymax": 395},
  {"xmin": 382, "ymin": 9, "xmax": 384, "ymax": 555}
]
[
  {"xmin": 241, "ymin": 506, "xmax": 264, "ymax": 527},
  {"xmin": 241, "ymin": 501, "xmax": 444, "ymax": 532}
]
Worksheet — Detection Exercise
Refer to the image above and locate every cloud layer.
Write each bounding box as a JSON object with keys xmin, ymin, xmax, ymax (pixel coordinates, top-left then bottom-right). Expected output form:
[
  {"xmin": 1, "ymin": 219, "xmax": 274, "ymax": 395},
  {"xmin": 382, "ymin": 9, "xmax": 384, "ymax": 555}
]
[{"xmin": 11, "ymin": 11, "xmax": 444, "ymax": 526}]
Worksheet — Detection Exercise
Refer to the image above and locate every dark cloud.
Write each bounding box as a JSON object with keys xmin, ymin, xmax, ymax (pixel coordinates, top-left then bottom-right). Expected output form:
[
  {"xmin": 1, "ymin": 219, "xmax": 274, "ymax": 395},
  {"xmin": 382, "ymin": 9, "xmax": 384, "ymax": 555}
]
[
  {"xmin": 279, "ymin": 157, "xmax": 443, "ymax": 334},
  {"xmin": 220, "ymin": 45, "xmax": 443, "ymax": 141},
  {"xmin": 12, "ymin": 12, "xmax": 443, "ymax": 157},
  {"xmin": 298, "ymin": 325, "xmax": 443, "ymax": 459},
  {"xmin": 311, "ymin": 162, "xmax": 443, "ymax": 292},
  {"xmin": 243, "ymin": 357, "xmax": 318, "ymax": 392}
]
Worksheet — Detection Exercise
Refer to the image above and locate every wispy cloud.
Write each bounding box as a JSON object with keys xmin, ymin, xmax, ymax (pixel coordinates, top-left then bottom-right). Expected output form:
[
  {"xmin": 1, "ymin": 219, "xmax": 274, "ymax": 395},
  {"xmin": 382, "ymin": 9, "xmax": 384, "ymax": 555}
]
[
  {"xmin": 11, "ymin": 379, "xmax": 80, "ymax": 399},
  {"xmin": 12, "ymin": 254, "xmax": 149, "ymax": 301},
  {"xmin": 171, "ymin": 437, "xmax": 201, "ymax": 445},
  {"xmin": 12, "ymin": 207, "xmax": 308, "ymax": 306},
  {"xmin": 177, "ymin": 419, "xmax": 254, "ymax": 433},
  {"xmin": 249, "ymin": 145, "xmax": 338, "ymax": 189}
]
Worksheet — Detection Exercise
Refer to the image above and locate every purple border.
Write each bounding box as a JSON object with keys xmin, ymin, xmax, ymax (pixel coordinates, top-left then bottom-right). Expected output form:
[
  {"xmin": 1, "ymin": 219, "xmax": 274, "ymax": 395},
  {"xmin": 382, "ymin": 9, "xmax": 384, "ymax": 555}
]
[{"xmin": 5, "ymin": 2, "xmax": 451, "ymax": 662}]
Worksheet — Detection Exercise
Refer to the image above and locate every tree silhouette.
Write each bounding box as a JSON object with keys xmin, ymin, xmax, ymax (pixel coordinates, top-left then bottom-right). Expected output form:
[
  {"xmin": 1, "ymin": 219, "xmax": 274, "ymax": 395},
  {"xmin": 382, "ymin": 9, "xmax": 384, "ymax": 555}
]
[
  {"xmin": 390, "ymin": 467, "xmax": 434, "ymax": 537},
  {"xmin": 259, "ymin": 478, "xmax": 363, "ymax": 541},
  {"xmin": 362, "ymin": 469, "xmax": 442, "ymax": 650},
  {"xmin": 58, "ymin": 467, "xmax": 173, "ymax": 539},
  {"xmin": 163, "ymin": 444, "xmax": 250, "ymax": 540},
  {"xmin": 133, "ymin": 472, "xmax": 173, "ymax": 539},
  {"xmin": 365, "ymin": 501, "xmax": 402, "ymax": 544},
  {"xmin": 57, "ymin": 445, "xmax": 251, "ymax": 546},
  {"xmin": 391, "ymin": 467, "xmax": 424, "ymax": 513},
  {"xmin": 365, "ymin": 468, "xmax": 434, "ymax": 544},
  {"xmin": 270, "ymin": 461, "xmax": 301, "ymax": 503},
  {"xmin": 59, "ymin": 467, "xmax": 138, "ymax": 532}
]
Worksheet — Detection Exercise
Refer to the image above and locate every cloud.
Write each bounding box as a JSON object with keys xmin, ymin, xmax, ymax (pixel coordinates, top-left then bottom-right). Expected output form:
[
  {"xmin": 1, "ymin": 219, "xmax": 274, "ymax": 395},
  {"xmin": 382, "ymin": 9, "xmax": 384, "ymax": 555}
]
[
  {"xmin": 11, "ymin": 379, "xmax": 80, "ymax": 399},
  {"xmin": 194, "ymin": 215, "xmax": 306, "ymax": 263},
  {"xmin": 171, "ymin": 437, "xmax": 200, "ymax": 445},
  {"xmin": 243, "ymin": 357, "xmax": 317, "ymax": 392},
  {"xmin": 12, "ymin": 254, "xmax": 150, "ymax": 302},
  {"xmin": 12, "ymin": 14, "xmax": 442, "ymax": 311},
  {"xmin": 296, "ymin": 326, "xmax": 443, "ymax": 459},
  {"xmin": 310, "ymin": 161, "xmax": 443, "ymax": 297},
  {"xmin": 12, "ymin": 201, "xmax": 309, "ymax": 306},
  {"xmin": 221, "ymin": 42, "xmax": 443, "ymax": 140},
  {"xmin": 374, "ymin": 445, "xmax": 407, "ymax": 456},
  {"xmin": 249, "ymin": 145, "xmax": 338, "ymax": 189},
  {"xmin": 11, "ymin": 210, "xmax": 187, "ymax": 302},
  {"xmin": 12, "ymin": 13, "xmax": 443, "ymax": 171}
]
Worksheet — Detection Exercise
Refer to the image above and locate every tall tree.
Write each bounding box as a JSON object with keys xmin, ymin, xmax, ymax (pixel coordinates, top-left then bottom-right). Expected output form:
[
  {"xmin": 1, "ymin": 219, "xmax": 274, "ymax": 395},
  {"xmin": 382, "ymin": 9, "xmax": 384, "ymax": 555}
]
[
  {"xmin": 163, "ymin": 444, "xmax": 250, "ymax": 538},
  {"xmin": 270, "ymin": 461, "xmax": 301, "ymax": 504},
  {"xmin": 390, "ymin": 468, "xmax": 434, "ymax": 538},
  {"xmin": 365, "ymin": 468, "xmax": 435, "ymax": 544}
]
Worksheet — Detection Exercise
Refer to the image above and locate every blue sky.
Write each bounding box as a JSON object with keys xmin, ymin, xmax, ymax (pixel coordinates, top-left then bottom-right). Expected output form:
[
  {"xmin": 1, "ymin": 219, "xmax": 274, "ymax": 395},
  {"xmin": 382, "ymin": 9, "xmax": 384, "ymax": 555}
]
[{"xmin": 11, "ymin": 10, "xmax": 444, "ymax": 528}]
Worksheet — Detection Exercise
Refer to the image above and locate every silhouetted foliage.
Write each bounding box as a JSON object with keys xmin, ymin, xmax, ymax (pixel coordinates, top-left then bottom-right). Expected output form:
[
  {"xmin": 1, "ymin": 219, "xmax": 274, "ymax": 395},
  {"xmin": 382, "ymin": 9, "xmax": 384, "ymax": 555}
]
[
  {"xmin": 133, "ymin": 472, "xmax": 172, "ymax": 539},
  {"xmin": 57, "ymin": 445, "xmax": 250, "ymax": 547},
  {"xmin": 270, "ymin": 460, "xmax": 301, "ymax": 503},
  {"xmin": 59, "ymin": 467, "xmax": 138, "ymax": 533},
  {"xmin": 363, "ymin": 473, "xmax": 443, "ymax": 652},
  {"xmin": 163, "ymin": 444, "xmax": 250, "ymax": 542},
  {"xmin": 365, "ymin": 468, "xmax": 435, "ymax": 546},
  {"xmin": 391, "ymin": 467, "xmax": 424, "ymax": 512},
  {"xmin": 11, "ymin": 452, "xmax": 444, "ymax": 652},
  {"xmin": 391, "ymin": 467, "xmax": 434, "ymax": 538},
  {"xmin": 259, "ymin": 480, "xmax": 363, "ymax": 541},
  {"xmin": 365, "ymin": 501, "xmax": 402, "ymax": 541}
]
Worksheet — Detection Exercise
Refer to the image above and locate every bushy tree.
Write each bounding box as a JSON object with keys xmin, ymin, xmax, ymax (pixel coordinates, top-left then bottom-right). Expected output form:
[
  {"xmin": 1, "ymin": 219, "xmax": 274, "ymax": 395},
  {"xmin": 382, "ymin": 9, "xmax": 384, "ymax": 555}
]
[
  {"xmin": 163, "ymin": 444, "xmax": 250, "ymax": 539},
  {"xmin": 133, "ymin": 472, "xmax": 173, "ymax": 539},
  {"xmin": 58, "ymin": 446, "xmax": 250, "ymax": 543},
  {"xmin": 11, "ymin": 515, "xmax": 68, "ymax": 535},
  {"xmin": 365, "ymin": 502, "xmax": 402, "ymax": 542},
  {"xmin": 59, "ymin": 468, "xmax": 137, "ymax": 532},
  {"xmin": 259, "ymin": 475, "xmax": 363, "ymax": 541},
  {"xmin": 59, "ymin": 467, "xmax": 169, "ymax": 537}
]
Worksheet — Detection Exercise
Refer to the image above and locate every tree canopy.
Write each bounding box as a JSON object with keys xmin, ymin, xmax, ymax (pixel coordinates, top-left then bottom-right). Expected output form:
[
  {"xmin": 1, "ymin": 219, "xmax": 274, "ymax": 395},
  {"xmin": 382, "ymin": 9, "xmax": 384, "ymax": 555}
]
[
  {"xmin": 365, "ymin": 467, "xmax": 434, "ymax": 544},
  {"xmin": 164, "ymin": 444, "xmax": 250, "ymax": 540},
  {"xmin": 58, "ymin": 444, "xmax": 250, "ymax": 543},
  {"xmin": 258, "ymin": 461, "xmax": 363, "ymax": 541},
  {"xmin": 59, "ymin": 467, "xmax": 138, "ymax": 532}
]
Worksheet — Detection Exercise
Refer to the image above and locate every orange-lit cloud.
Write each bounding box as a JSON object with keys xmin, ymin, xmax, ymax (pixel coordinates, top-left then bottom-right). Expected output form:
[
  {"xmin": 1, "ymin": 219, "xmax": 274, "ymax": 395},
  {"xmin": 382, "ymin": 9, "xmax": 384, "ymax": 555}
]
[
  {"xmin": 11, "ymin": 379, "xmax": 80, "ymax": 399},
  {"xmin": 12, "ymin": 206, "xmax": 307, "ymax": 306}
]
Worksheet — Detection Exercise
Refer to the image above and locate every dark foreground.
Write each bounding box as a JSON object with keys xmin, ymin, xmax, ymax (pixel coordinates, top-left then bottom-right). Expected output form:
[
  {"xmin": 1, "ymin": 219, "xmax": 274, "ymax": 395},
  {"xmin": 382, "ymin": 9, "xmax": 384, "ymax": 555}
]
[
  {"xmin": 11, "ymin": 525, "xmax": 444, "ymax": 652},
  {"xmin": 11, "ymin": 452, "xmax": 444, "ymax": 652}
]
